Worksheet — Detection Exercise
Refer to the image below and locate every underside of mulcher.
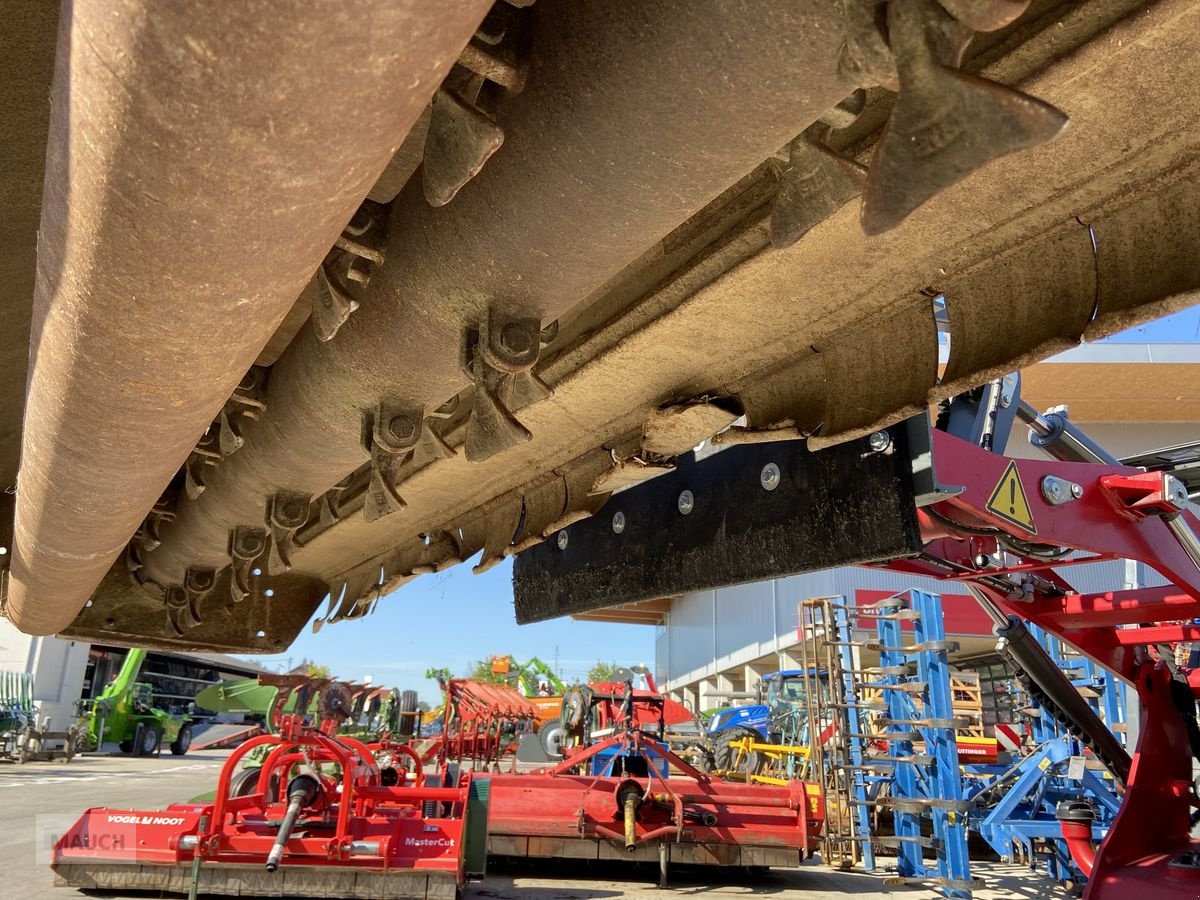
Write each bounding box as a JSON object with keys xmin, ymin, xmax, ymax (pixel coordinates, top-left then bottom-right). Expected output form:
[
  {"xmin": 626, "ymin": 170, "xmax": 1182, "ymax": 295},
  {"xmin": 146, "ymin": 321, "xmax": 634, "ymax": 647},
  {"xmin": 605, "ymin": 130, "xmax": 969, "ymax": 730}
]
[{"xmin": 2, "ymin": 0, "xmax": 1197, "ymax": 652}]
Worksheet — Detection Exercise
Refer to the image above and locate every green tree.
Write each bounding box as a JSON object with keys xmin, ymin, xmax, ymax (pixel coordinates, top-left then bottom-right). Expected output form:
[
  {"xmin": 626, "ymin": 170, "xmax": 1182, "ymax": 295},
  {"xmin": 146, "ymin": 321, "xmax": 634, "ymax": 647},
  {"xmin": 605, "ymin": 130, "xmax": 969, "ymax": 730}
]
[
  {"xmin": 291, "ymin": 658, "xmax": 331, "ymax": 678},
  {"xmin": 464, "ymin": 659, "xmax": 507, "ymax": 684},
  {"xmin": 588, "ymin": 660, "xmax": 621, "ymax": 683}
]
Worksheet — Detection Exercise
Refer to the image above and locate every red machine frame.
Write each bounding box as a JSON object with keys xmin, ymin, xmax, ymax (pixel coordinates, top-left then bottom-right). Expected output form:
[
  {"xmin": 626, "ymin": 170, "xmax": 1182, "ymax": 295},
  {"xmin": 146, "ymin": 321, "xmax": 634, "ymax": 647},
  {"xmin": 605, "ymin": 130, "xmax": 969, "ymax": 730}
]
[
  {"xmin": 487, "ymin": 727, "xmax": 823, "ymax": 882},
  {"xmin": 420, "ymin": 677, "xmax": 539, "ymax": 770},
  {"xmin": 52, "ymin": 716, "xmax": 483, "ymax": 898},
  {"xmin": 885, "ymin": 427, "xmax": 1200, "ymax": 899}
]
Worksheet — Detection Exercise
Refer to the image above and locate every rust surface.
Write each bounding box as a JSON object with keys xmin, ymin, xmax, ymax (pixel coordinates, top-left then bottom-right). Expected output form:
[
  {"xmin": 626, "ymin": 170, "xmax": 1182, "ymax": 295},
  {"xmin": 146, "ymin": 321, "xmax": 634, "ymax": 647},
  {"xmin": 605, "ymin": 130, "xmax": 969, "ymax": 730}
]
[
  {"xmin": 139, "ymin": 0, "xmax": 873, "ymax": 590},
  {"xmin": 6, "ymin": 0, "xmax": 492, "ymax": 634}
]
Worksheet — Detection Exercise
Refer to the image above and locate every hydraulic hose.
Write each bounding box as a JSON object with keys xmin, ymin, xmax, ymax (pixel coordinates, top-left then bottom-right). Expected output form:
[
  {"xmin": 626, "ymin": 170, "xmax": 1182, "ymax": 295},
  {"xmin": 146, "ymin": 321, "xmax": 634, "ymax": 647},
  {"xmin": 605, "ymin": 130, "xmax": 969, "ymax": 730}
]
[{"xmin": 995, "ymin": 614, "xmax": 1132, "ymax": 785}]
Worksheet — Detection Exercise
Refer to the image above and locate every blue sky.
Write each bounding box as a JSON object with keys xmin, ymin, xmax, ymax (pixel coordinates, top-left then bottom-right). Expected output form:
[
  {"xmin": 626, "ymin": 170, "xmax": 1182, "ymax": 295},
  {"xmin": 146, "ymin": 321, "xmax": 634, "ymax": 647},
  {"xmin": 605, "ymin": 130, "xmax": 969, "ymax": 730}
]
[
  {"xmin": 246, "ymin": 558, "xmax": 655, "ymax": 704},
  {"xmin": 1101, "ymin": 305, "xmax": 1200, "ymax": 342},
  {"xmin": 244, "ymin": 303, "xmax": 1199, "ymax": 703}
]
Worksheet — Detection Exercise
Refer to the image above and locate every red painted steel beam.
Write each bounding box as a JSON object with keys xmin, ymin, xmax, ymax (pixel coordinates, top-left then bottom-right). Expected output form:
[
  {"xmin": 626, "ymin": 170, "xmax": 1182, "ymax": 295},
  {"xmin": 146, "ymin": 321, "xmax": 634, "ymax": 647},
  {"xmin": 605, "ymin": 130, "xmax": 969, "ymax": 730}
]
[{"xmin": 927, "ymin": 430, "xmax": 1200, "ymax": 600}]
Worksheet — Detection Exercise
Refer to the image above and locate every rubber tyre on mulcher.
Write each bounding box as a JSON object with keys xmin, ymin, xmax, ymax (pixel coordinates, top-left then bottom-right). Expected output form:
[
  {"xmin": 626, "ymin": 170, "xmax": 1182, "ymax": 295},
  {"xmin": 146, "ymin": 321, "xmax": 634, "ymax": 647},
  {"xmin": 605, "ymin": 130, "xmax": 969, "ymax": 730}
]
[
  {"xmin": 539, "ymin": 717, "xmax": 565, "ymax": 757},
  {"xmin": 135, "ymin": 724, "xmax": 161, "ymax": 757}
]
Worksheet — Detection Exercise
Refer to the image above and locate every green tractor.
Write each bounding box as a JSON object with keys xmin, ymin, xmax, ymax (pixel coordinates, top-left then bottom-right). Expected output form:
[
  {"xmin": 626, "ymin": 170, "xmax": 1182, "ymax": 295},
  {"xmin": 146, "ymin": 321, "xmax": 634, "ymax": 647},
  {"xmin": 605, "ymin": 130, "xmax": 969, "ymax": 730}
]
[{"xmin": 78, "ymin": 649, "xmax": 193, "ymax": 756}]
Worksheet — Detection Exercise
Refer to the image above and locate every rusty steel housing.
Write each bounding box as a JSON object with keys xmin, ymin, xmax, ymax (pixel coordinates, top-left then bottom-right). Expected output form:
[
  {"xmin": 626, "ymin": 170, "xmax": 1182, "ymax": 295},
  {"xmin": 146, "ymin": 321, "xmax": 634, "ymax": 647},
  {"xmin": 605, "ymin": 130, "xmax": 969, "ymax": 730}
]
[{"xmin": 1, "ymin": 0, "xmax": 1198, "ymax": 650}]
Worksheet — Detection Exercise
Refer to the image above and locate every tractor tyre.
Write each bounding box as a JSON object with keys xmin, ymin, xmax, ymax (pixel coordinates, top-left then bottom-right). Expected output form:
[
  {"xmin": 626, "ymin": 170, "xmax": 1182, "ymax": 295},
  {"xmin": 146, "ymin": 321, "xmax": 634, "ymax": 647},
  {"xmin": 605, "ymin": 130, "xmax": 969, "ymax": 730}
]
[
  {"xmin": 398, "ymin": 689, "xmax": 418, "ymax": 738},
  {"xmin": 712, "ymin": 726, "xmax": 762, "ymax": 775},
  {"xmin": 170, "ymin": 724, "xmax": 192, "ymax": 756},
  {"xmin": 539, "ymin": 717, "xmax": 565, "ymax": 757},
  {"xmin": 135, "ymin": 724, "xmax": 161, "ymax": 757}
]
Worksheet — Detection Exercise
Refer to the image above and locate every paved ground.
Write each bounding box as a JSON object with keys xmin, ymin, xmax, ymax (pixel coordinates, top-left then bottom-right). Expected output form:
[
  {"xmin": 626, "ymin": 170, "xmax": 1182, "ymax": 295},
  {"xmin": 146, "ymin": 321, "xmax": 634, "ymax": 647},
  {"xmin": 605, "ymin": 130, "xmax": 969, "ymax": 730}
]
[{"xmin": 3, "ymin": 749, "xmax": 1068, "ymax": 899}]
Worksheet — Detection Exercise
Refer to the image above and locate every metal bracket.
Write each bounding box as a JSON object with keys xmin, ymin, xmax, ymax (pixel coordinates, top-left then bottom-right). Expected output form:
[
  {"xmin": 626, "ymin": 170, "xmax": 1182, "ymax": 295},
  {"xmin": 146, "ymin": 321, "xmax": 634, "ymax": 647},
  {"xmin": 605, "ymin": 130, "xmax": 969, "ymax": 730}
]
[
  {"xmin": 266, "ymin": 492, "xmax": 310, "ymax": 575},
  {"xmin": 228, "ymin": 526, "xmax": 268, "ymax": 604},
  {"xmin": 165, "ymin": 567, "xmax": 215, "ymax": 635},
  {"xmin": 361, "ymin": 402, "xmax": 423, "ymax": 521},
  {"xmin": 464, "ymin": 312, "xmax": 552, "ymax": 462}
]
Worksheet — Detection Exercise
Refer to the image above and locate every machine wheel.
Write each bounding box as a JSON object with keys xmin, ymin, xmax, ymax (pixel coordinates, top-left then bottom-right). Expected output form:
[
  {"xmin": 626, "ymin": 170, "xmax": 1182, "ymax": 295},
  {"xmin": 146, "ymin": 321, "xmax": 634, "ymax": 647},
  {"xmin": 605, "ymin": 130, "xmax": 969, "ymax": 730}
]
[
  {"xmin": 232, "ymin": 766, "xmax": 283, "ymax": 799},
  {"xmin": 563, "ymin": 689, "xmax": 586, "ymax": 729},
  {"xmin": 712, "ymin": 727, "xmax": 762, "ymax": 775},
  {"xmin": 684, "ymin": 742, "xmax": 716, "ymax": 773},
  {"xmin": 134, "ymin": 724, "xmax": 161, "ymax": 757},
  {"xmin": 539, "ymin": 717, "xmax": 565, "ymax": 757},
  {"xmin": 398, "ymin": 689, "xmax": 418, "ymax": 738},
  {"xmin": 170, "ymin": 724, "xmax": 192, "ymax": 756}
]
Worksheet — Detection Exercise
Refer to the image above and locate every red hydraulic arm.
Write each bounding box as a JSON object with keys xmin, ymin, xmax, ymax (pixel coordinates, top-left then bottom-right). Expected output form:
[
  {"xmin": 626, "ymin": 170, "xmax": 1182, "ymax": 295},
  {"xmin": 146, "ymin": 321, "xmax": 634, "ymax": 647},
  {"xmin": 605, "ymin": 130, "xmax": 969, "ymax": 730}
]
[{"xmin": 885, "ymin": 427, "xmax": 1200, "ymax": 899}]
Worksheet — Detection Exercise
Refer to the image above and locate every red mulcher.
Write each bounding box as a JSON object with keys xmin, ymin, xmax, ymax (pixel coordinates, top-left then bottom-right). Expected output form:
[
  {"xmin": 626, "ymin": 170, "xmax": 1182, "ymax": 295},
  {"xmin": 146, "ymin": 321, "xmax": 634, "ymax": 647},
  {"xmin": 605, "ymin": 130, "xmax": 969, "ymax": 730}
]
[
  {"xmin": 487, "ymin": 728, "xmax": 824, "ymax": 883},
  {"xmin": 52, "ymin": 715, "xmax": 488, "ymax": 899},
  {"xmin": 53, "ymin": 675, "xmax": 823, "ymax": 895}
]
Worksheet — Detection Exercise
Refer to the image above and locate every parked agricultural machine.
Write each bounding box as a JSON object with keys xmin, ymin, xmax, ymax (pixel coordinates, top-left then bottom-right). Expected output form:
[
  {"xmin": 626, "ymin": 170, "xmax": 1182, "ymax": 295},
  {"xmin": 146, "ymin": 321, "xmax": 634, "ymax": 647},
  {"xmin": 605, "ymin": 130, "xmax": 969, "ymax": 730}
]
[
  {"xmin": 53, "ymin": 708, "xmax": 488, "ymax": 899},
  {"xmin": 77, "ymin": 648, "xmax": 192, "ymax": 756},
  {"xmin": 488, "ymin": 727, "xmax": 824, "ymax": 883},
  {"xmin": 488, "ymin": 653, "xmax": 565, "ymax": 729},
  {"xmin": 54, "ymin": 661, "xmax": 824, "ymax": 894},
  {"xmin": 0, "ymin": 670, "xmax": 77, "ymax": 763},
  {"xmin": 555, "ymin": 666, "xmax": 696, "ymax": 756},
  {"xmin": 423, "ymin": 676, "xmax": 540, "ymax": 771},
  {"xmin": 196, "ymin": 671, "xmax": 418, "ymax": 742}
]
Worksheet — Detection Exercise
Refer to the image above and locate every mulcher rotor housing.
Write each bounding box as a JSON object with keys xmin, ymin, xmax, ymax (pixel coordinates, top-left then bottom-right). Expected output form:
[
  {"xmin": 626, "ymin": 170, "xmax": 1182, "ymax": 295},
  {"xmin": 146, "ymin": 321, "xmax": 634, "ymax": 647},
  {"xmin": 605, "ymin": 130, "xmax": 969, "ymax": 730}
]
[{"xmin": 2, "ymin": 0, "xmax": 1196, "ymax": 651}]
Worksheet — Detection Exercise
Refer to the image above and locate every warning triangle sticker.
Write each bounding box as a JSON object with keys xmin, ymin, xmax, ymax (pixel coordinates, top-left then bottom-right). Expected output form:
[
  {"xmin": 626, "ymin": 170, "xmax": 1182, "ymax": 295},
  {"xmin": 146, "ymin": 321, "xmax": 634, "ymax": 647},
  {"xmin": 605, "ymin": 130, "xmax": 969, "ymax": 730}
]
[{"xmin": 985, "ymin": 461, "xmax": 1037, "ymax": 533}]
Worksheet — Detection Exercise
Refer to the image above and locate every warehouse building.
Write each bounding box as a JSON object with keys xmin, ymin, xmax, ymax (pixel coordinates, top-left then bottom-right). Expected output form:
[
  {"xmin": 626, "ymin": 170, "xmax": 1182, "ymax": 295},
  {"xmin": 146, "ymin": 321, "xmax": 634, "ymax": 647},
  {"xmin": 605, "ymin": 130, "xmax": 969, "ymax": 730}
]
[{"xmin": 0, "ymin": 630, "xmax": 269, "ymax": 730}]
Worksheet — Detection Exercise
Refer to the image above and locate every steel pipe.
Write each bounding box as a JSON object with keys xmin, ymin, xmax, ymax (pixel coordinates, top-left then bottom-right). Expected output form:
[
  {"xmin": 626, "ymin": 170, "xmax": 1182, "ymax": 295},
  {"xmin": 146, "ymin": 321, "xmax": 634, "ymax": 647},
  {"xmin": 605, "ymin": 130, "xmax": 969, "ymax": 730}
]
[
  {"xmin": 1016, "ymin": 401, "xmax": 1121, "ymax": 465},
  {"xmin": 7, "ymin": 0, "xmax": 492, "ymax": 634},
  {"xmin": 142, "ymin": 0, "xmax": 868, "ymax": 588},
  {"xmin": 1056, "ymin": 800, "xmax": 1096, "ymax": 877}
]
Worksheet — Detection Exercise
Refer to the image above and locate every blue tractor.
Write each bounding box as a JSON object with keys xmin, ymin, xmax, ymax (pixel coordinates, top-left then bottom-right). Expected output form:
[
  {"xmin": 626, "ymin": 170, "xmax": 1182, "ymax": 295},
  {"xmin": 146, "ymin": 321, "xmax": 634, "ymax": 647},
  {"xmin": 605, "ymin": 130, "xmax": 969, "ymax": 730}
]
[{"xmin": 705, "ymin": 670, "xmax": 817, "ymax": 773}]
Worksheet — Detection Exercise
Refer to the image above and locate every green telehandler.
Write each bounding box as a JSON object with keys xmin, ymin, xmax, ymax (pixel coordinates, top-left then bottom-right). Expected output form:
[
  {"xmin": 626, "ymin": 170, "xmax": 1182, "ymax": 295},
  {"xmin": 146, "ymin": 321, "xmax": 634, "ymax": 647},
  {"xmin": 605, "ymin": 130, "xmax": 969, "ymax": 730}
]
[{"xmin": 78, "ymin": 649, "xmax": 192, "ymax": 756}]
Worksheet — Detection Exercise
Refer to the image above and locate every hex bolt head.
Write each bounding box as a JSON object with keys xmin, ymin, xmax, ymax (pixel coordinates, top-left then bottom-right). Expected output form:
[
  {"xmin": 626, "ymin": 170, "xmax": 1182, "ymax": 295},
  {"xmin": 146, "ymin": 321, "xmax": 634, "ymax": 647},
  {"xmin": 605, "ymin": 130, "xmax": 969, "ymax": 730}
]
[
  {"xmin": 388, "ymin": 414, "xmax": 417, "ymax": 442},
  {"xmin": 500, "ymin": 322, "xmax": 534, "ymax": 354},
  {"xmin": 677, "ymin": 490, "xmax": 695, "ymax": 515},
  {"xmin": 868, "ymin": 431, "xmax": 891, "ymax": 453},
  {"xmin": 760, "ymin": 463, "xmax": 781, "ymax": 491},
  {"xmin": 612, "ymin": 511, "xmax": 626, "ymax": 534},
  {"xmin": 556, "ymin": 530, "xmax": 569, "ymax": 550},
  {"xmin": 1070, "ymin": 482, "xmax": 1084, "ymax": 500}
]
